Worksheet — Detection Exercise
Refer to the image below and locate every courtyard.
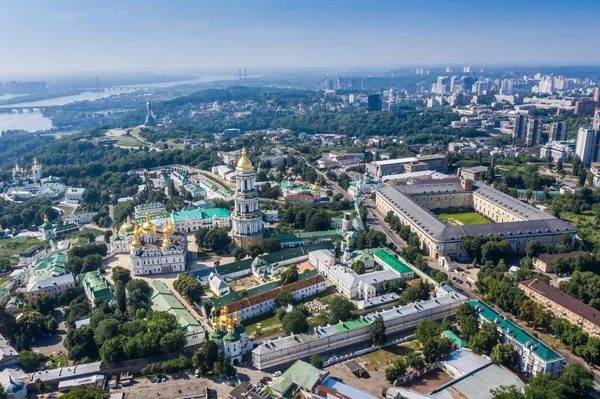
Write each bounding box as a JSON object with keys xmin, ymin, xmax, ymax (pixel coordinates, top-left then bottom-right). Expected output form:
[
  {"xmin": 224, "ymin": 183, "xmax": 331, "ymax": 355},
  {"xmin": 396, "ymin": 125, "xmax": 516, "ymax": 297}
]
[{"xmin": 436, "ymin": 210, "xmax": 490, "ymax": 226}]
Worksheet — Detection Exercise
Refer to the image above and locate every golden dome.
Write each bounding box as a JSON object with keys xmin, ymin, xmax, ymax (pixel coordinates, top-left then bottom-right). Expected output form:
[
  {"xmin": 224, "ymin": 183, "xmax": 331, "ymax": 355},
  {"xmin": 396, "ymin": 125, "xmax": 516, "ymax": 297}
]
[
  {"xmin": 236, "ymin": 147, "xmax": 253, "ymax": 170},
  {"xmin": 227, "ymin": 317, "xmax": 234, "ymax": 331},
  {"xmin": 121, "ymin": 216, "xmax": 135, "ymax": 233},
  {"xmin": 312, "ymin": 184, "xmax": 319, "ymax": 191},
  {"xmin": 162, "ymin": 230, "xmax": 171, "ymax": 246},
  {"xmin": 164, "ymin": 220, "xmax": 175, "ymax": 235},
  {"xmin": 141, "ymin": 212, "xmax": 156, "ymax": 233},
  {"xmin": 32, "ymin": 158, "xmax": 41, "ymax": 170},
  {"xmin": 233, "ymin": 311, "xmax": 240, "ymax": 324},
  {"xmin": 131, "ymin": 229, "xmax": 141, "ymax": 248},
  {"xmin": 213, "ymin": 318, "xmax": 221, "ymax": 329}
]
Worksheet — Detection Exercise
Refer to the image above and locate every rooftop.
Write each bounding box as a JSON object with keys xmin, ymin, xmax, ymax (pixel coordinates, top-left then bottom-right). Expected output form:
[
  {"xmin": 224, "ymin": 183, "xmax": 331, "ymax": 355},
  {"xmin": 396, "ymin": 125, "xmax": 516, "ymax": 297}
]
[
  {"xmin": 374, "ymin": 250, "xmax": 413, "ymax": 274},
  {"xmin": 270, "ymin": 360, "xmax": 329, "ymax": 395},
  {"xmin": 318, "ymin": 378, "xmax": 378, "ymax": 399},
  {"xmin": 468, "ymin": 300, "xmax": 561, "ymax": 362},
  {"xmin": 535, "ymin": 251, "xmax": 586, "ymax": 265},
  {"xmin": 26, "ymin": 273, "xmax": 75, "ymax": 292},
  {"xmin": 520, "ymin": 278, "xmax": 600, "ymax": 328},
  {"xmin": 172, "ymin": 207, "xmax": 230, "ymax": 221},
  {"xmin": 442, "ymin": 330, "xmax": 468, "ymax": 349},
  {"xmin": 254, "ymin": 292, "xmax": 467, "ymax": 357},
  {"xmin": 149, "ymin": 281, "xmax": 205, "ymax": 336},
  {"xmin": 32, "ymin": 252, "xmax": 68, "ymax": 275}
]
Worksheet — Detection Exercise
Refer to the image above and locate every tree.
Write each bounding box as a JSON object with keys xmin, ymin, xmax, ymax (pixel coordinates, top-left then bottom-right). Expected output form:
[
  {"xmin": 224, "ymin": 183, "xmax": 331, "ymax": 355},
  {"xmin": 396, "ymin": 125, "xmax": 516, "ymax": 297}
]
[
  {"xmin": 0, "ymin": 383, "xmax": 6, "ymax": 399},
  {"xmin": 280, "ymin": 264, "xmax": 299, "ymax": 285},
  {"xmin": 112, "ymin": 266, "xmax": 131, "ymax": 285},
  {"xmin": 99, "ymin": 336, "xmax": 127, "ymax": 364},
  {"xmin": 247, "ymin": 244, "xmax": 263, "ymax": 258},
  {"xmin": 19, "ymin": 350, "xmax": 47, "ymax": 372},
  {"xmin": 0, "ymin": 307, "xmax": 16, "ymax": 338},
  {"xmin": 490, "ymin": 343, "xmax": 516, "ymax": 366},
  {"xmin": 415, "ymin": 319, "xmax": 441, "ymax": 345},
  {"xmin": 173, "ymin": 273, "xmax": 204, "ymax": 302},
  {"xmin": 370, "ymin": 316, "xmax": 386, "ymax": 346},
  {"xmin": 65, "ymin": 325, "xmax": 98, "ymax": 361},
  {"xmin": 422, "ymin": 336, "xmax": 452, "ymax": 363},
  {"xmin": 232, "ymin": 247, "xmax": 247, "ymax": 261},
  {"xmin": 469, "ymin": 322, "xmax": 499, "ymax": 356},
  {"xmin": 193, "ymin": 340, "xmax": 220, "ymax": 376},
  {"xmin": 61, "ymin": 386, "xmax": 109, "ymax": 399},
  {"xmin": 213, "ymin": 353, "xmax": 236, "ymax": 378},
  {"xmin": 261, "ymin": 238, "xmax": 281, "ymax": 253},
  {"xmin": 276, "ymin": 307, "xmax": 287, "ymax": 321},
  {"xmin": 404, "ymin": 352, "xmax": 425, "ymax": 371},
  {"xmin": 385, "ymin": 358, "xmax": 407, "ymax": 384},
  {"xmin": 282, "ymin": 309, "xmax": 309, "ymax": 334},
  {"xmin": 194, "ymin": 228, "xmax": 209, "ymax": 249},
  {"xmin": 459, "ymin": 315, "xmax": 479, "ymax": 343},
  {"xmin": 276, "ymin": 290, "xmax": 294, "ymax": 307},
  {"xmin": 352, "ymin": 260, "xmax": 366, "ymax": 275},
  {"xmin": 33, "ymin": 292, "xmax": 55, "ymax": 315},
  {"xmin": 115, "ymin": 280, "xmax": 126, "ymax": 313},
  {"xmin": 326, "ymin": 296, "xmax": 355, "ymax": 324},
  {"xmin": 94, "ymin": 319, "xmax": 121, "ymax": 346},
  {"xmin": 203, "ymin": 302, "xmax": 213, "ymax": 317},
  {"xmin": 310, "ymin": 354, "xmax": 323, "ymax": 369},
  {"xmin": 204, "ymin": 227, "xmax": 232, "ymax": 251}
]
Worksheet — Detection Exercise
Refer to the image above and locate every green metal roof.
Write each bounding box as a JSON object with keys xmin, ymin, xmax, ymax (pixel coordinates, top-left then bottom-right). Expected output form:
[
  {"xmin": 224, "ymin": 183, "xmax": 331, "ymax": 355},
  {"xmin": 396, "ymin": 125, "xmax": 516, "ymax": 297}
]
[
  {"xmin": 442, "ymin": 330, "xmax": 468, "ymax": 348},
  {"xmin": 335, "ymin": 317, "xmax": 370, "ymax": 334},
  {"xmin": 79, "ymin": 271, "xmax": 114, "ymax": 302},
  {"xmin": 273, "ymin": 230, "xmax": 339, "ymax": 243},
  {"xmin": 33, "ymin": 252, "xmax": 68, "ymax": 275},
  {"xmin": 149, "ymin": 281, "xmax": 205, "ymax": 335},
  {"xmin": 172, "ymin": 208, "xmax": 230, "ymax": 221},
  {"xmin": 374, "ymin": 250, "xmax": 413, "ymax": 275},
  {"xmin": 468, "ymin": 300, "xmax": 561, "ymax": 362},
  {"xmin": 270, "ymin": 360, "xmax": 328, "ymax": 395}
]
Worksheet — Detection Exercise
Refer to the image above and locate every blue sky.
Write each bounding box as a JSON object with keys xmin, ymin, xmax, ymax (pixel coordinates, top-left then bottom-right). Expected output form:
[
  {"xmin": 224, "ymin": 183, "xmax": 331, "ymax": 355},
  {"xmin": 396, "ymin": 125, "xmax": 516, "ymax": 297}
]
[{"xmin": 2, "ymin": 0, "xmax": 600, "ymax": 77}]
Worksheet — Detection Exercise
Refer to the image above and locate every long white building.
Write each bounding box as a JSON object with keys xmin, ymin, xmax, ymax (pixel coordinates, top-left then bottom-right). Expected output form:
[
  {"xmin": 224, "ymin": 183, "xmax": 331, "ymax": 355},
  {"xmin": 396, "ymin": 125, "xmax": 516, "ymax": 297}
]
[{"xmin": 252, "ymin": 287, "xmax": 467, "ymax": 370}]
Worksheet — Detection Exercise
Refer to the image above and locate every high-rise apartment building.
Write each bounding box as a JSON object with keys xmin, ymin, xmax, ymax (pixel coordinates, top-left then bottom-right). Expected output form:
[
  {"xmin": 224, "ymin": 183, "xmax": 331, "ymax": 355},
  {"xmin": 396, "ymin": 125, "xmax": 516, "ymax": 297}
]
[
  {"xmin": 549, "ymin": 122, "xmax": 566, "ymax": 142},
  {"xmin": 367, "ymin": 94, "xmax": 382, "ymax": 111},
  {"xmin": 500, "ymin": 79, "xmax": 514, "ymax": 95},
  {"xmin": 575, "ymin": 99, "xmax": 597, "ymax": 115},
  {"xmin": 576, "ymin": 127, "xmax": 600, "ymax": 166},
  {"xmin": 435, "ymin": 76, "xmax": 449, "ymax": 95},
  {"xmin": 594, "ymin": 108, "xmax": 600, "ymax": 130},
  {"xmin": 525, "ymin": 119, "xmax": 542, "ymax": 147},
  {"xmin": 593, "ymin": 87, "xmax": 600, "ymax": 106},
  {"xmin": 513, "ymin": 115, "xmax": 528, "ymax": 141}
]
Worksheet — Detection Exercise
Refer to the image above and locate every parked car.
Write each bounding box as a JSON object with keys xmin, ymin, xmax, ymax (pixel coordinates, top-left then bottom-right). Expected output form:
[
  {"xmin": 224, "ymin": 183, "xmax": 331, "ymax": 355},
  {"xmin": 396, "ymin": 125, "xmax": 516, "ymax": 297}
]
[
  {"xmin": 273, "ymin": 371, "xmax": 282, "ymax": 377},
  {"xmin": 195, "ymin": 369, "xmax": 201, "ymax": 378}
]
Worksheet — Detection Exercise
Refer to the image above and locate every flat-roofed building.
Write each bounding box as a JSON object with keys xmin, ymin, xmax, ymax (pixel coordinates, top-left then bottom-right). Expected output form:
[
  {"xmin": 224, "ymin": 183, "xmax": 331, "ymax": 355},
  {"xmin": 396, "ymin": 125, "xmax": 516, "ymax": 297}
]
[
  {"xmin": 458, "ymin": 166, "xmax": 488, "ymax": 181},
  {"xmin": 519, "ymin": 278, "xmax": 600, "ymax": 337}
]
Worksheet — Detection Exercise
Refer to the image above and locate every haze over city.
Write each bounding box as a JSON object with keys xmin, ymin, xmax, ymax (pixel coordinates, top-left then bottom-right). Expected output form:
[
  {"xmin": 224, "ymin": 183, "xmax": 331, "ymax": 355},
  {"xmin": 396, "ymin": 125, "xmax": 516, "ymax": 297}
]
[
  {"xmin": 3, "ymin": 2, "xmax": 600, "ymax": 399},
  {"xmin": 3, "ymin": 0, "xmax": 600, "ymax": 77}
]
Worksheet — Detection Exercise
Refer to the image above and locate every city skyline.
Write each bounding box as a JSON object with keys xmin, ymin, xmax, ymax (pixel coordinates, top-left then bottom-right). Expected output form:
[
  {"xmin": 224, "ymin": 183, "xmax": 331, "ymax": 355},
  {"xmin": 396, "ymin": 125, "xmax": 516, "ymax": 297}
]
[{"xmin": 3, "ymin": 0, "xmax": 600, "ymax": 76}]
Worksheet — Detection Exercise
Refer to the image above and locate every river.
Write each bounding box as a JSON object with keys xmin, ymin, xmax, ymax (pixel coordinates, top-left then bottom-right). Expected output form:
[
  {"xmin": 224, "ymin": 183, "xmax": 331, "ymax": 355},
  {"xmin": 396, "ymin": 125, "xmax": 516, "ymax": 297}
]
[{"xmin": 0, "ymin": 74, "xmax": 238, "ymax": 133}]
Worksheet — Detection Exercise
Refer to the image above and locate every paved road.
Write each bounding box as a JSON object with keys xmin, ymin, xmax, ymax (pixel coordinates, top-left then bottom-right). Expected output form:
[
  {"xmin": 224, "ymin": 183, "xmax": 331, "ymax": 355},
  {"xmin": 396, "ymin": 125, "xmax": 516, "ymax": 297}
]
[{"xmin": 301, "ymin": 157, "xmax": 353, "ymax": 201}]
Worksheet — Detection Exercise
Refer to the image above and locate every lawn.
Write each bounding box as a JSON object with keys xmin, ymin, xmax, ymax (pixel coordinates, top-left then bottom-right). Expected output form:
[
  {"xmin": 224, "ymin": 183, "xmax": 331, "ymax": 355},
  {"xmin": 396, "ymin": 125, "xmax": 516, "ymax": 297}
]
[
  {"xmin": 559, "ymin": 211, "xmax": 599, "ymax": 249},
  {"xmin": 437, "ymin": 211, "xmax": 490, "ymax": 225},
  {"xmin": 0, "ymin": 238, "xmax": 47, "ymax": 258},
  {"xmin": 361, "ymin": 342, "xmax": 417, "ymax": 371},
  {"xmin": 244, "ymin": 312, "xmax": 283, "ymax": 338},
  {"xmin": 117, "ymin": 135, "xmax": 145, "ymax": 147}
]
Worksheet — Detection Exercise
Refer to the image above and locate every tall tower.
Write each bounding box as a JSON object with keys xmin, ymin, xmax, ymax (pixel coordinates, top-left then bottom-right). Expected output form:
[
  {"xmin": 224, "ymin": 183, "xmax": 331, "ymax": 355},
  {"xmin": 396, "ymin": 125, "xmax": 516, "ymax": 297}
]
[
  {"xmin": 144, "ymin": 96, "xmax": 156, "ymax": 127},
  {"xmin": 32, "ymin": 158, "xmax": 43, "ymax": 182},
  {"xmin": 231, "ymin": 148, "xmax": 263, "ymax": 248}
]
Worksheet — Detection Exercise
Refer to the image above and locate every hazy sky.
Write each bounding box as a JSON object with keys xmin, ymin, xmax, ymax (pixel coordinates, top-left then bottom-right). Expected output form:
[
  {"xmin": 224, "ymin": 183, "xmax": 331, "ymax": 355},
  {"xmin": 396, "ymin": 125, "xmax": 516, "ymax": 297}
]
[{"xmin": 2, "ymin": 0, "xmax": 600, "ymax": 77}]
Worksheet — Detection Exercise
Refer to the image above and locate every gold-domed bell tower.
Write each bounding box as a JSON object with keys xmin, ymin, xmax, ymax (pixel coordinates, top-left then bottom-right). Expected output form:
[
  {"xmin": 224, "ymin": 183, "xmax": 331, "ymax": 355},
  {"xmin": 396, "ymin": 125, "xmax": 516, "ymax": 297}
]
[
  {"xmin": 231, "ymin": 147, "xmax": 264, "ymax": 249},
  {"xmin": 130, "ymin": 225, "xmax": 142, "ymax": 253},
  {"xmin": 32, "ymin": 158, "xmax": 43, "ymax": 182}
]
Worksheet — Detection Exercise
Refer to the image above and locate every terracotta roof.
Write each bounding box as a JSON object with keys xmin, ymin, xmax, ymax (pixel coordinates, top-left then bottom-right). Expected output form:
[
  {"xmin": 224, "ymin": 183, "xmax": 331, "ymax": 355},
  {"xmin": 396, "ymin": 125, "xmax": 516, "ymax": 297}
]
[
  {"xmin": 284, "ymin": 195, "xmax": 315, "ymax": 200},
  {"xmin": 219, "ymin": 275, "xmax": 325, "ymax": 313},
  {"xmin": 535, "ymin": 251, "xmax": 586, "ymax": 266},
  {"xmin": 519, "ymin": 278, "xmax": 600, "ymax": 328}
]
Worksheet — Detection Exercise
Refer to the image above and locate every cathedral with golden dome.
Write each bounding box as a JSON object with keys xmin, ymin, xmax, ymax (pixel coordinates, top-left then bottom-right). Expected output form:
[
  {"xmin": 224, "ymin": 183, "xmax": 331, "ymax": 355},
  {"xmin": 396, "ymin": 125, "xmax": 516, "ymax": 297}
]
[
  {"xmin": 208, "ymin": 306, "xmax": 252, "ymax": 364},
  {"xmin": 112, "ymin": 212, "xmax": 187, "ymax": 275},
  {"xmin": 231, "ymin": 147, "xmax": 264, "ymax": 249}
]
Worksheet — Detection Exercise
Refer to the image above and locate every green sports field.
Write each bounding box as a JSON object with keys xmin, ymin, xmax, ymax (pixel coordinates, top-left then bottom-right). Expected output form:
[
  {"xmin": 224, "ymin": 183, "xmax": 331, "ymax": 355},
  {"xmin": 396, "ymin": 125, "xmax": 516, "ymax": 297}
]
[{"xmin": 437, "ymin": 211, "xmax": 490, "ymax": 225}]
